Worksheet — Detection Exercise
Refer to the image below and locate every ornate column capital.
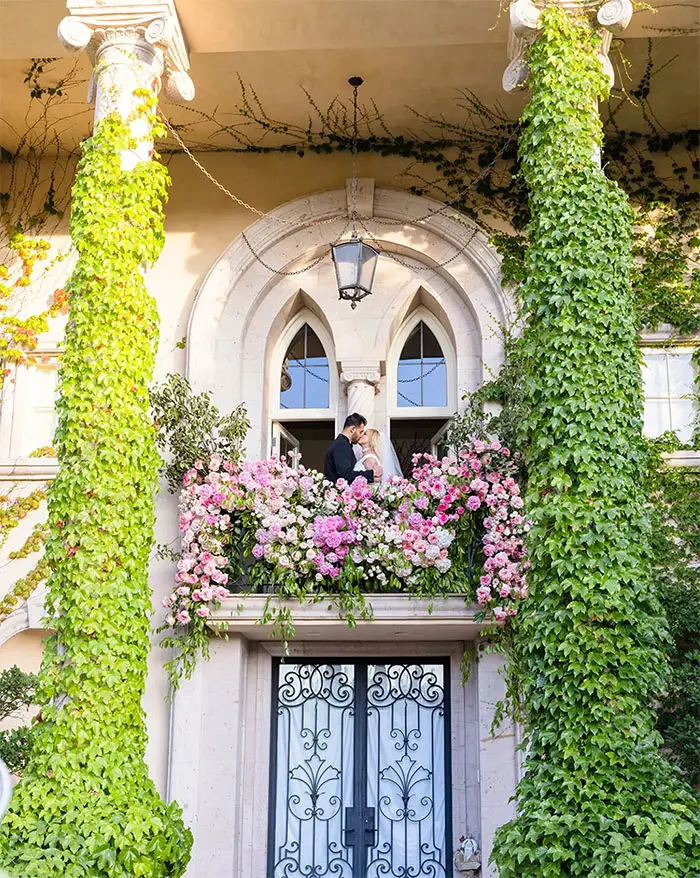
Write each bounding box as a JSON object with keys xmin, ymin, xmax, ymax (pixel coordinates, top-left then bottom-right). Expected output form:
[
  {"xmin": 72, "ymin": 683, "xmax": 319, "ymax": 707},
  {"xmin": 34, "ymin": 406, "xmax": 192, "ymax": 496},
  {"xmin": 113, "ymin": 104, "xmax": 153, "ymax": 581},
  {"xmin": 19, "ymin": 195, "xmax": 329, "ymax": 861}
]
[
  {"xmin": 57, "ymin": 0, "xmax": 194, "ymax": 103},
  {"xmin": 340, "ymin": 362, "xmax": 381, "ymax": 390},
  {"xmin": 503, "ymin": 0, "xmax": 634, "ymax": 92}
]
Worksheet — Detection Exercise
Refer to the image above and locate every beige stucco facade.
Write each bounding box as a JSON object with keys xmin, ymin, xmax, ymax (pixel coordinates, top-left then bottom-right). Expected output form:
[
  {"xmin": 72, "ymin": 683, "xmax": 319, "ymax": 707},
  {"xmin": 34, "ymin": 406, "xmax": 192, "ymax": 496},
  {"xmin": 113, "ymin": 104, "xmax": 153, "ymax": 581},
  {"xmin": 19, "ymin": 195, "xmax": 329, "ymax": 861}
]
[{"xmin": 0, "ymin": 0, "xmax": 698, "ymax": 874}]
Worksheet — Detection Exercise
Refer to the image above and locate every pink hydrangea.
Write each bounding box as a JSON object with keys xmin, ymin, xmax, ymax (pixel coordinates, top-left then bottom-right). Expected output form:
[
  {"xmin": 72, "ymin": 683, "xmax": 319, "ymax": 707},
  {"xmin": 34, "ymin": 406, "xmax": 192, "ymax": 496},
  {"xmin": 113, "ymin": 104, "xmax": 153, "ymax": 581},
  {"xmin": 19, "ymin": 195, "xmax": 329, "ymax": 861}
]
[{"xmin": 166, "ymin": 440, "xmax": 530, "ymax": 634}]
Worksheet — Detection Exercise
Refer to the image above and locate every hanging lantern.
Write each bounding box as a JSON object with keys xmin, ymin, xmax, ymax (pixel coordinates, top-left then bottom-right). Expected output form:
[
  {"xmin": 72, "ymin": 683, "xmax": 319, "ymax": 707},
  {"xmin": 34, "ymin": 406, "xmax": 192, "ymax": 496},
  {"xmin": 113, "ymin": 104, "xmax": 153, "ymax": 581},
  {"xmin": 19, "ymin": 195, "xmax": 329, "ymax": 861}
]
[
  {"xmin": 330, "ymin": 76, "xmax": 381, "ymax": 309},
  {"xmin": 331, "ymin": 235, "xmax": 380, "ymax": 309}
]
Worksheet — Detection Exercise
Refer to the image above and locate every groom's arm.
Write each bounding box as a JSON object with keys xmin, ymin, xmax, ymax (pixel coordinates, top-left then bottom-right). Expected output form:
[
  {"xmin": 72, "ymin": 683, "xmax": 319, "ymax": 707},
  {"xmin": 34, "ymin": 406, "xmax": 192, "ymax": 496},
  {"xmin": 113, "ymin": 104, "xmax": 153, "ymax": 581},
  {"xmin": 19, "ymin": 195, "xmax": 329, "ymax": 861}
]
[{"xmin": 331, "ymin": 441, "xmax": 374, "ymax": 484}]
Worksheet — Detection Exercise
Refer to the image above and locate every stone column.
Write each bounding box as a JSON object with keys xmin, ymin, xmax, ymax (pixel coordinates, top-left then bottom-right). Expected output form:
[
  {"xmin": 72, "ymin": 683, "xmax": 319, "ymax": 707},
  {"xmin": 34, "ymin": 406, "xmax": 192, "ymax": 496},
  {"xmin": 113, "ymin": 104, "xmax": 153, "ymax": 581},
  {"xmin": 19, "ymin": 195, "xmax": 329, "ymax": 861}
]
[
  {"xmin": 340, "ymin": 361, "xmax": 381, "ymax": 426},
  {"xmin": 503, "ymin": 0, "xmax": 633, "ymax": 91},
  {"xmin": 57, "ymin": 0, "xmax": 194, "ymax": 169},
  {"xmin": 503, "ymin": 0, "xmax": 633, "ymax": 166}
]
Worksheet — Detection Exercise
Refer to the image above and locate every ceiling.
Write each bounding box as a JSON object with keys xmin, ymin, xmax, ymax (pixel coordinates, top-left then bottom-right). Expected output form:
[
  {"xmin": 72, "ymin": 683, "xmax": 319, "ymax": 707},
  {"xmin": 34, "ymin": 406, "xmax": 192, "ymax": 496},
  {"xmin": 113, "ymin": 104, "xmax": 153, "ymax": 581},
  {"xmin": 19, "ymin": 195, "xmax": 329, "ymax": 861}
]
[{"xmin": 0, "ymin": 0, "xmax": 698, "ymax": 154}]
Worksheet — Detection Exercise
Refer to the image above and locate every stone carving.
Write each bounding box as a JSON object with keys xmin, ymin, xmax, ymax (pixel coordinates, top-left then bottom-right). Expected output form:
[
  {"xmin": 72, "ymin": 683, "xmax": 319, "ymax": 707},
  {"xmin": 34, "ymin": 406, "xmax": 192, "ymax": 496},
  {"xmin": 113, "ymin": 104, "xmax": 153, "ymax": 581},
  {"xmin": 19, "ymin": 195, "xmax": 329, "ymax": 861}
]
[
  {"xmin": 503, "ymin": 52, "xmax": 530, "ymax": 92},
  {"xmin": 57, "ymin": 0, "xmax": 194, "ymax": 105},
  {"xmin": 340, "ymin": 367, "xmax": 381, "ymax": 389},
  {"xmin": 510, "ymin": 0, "xmax": 541, "ymax": 36},
  {"xmin": 502, "ymin": 0, "xmax": 633, "ymax": 92},
  {"xmin": 455, "ymin": 836, "xmax": 481, "ymax": 872},
  {"xmin": 597, "ymin": 0, "xmax": 634, "ymax": 34},
  {"xmin": 56, "ymin": 17, "xmax": 93, "ymax": 51},
  {"xmin": 502, "ymin": 3, "xmax": 540, "ymax": 93},
  {"xmin": 341, "ymin": 363, "xmax": 381, "ymax": 424}
]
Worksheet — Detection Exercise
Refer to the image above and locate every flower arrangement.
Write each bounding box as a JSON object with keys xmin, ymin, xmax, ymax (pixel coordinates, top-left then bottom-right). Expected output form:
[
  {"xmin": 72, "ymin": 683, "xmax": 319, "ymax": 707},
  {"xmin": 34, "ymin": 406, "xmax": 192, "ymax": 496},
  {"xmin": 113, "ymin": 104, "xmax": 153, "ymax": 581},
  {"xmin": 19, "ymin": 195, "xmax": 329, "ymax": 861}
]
[{"xmin": 161, "ymin": 440, "xmax": 530, "ymax": 682}]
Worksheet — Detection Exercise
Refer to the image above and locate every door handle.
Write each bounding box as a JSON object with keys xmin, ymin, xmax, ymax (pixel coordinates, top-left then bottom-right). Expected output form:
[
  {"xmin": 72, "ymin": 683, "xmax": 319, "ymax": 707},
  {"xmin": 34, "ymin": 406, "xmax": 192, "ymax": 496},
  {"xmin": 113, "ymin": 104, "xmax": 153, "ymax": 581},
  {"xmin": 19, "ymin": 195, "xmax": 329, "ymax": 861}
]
[{"xmin": 344, "ymin": 806, "xmax": 376, "ymax": 849}]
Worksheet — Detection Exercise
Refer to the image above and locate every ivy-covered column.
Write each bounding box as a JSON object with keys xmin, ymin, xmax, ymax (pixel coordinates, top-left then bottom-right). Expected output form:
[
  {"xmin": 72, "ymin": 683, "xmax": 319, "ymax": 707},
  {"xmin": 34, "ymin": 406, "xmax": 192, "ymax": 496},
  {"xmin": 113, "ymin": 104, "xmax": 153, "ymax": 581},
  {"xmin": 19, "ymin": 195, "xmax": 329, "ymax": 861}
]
[
  {"xmin": 0, "ymin": 3, "xmax": 195, "ymax": 876},
  {"xmin": 493, "ymin": 5, "xmax": 700, "ymax": 877}
]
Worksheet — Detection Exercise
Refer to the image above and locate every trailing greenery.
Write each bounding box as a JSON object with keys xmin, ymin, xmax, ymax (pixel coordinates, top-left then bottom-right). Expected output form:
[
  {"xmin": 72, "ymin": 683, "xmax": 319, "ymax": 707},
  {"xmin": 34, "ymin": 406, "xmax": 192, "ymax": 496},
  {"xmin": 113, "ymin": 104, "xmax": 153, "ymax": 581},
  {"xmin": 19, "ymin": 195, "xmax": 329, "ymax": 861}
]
[
  {"xmin": 490, "ymin": 10, "xmax": 700, "ymax": 877},
  {"xmin": 0, "ymin": 666, "xmax": 36, "ymax": 774},
  {"xmin": 0, "ymin": 105, "xmax": 191, "ymax": 876},
  {"xmin": 168, "ymin": 51, "xmax": 699, "ymax": 335}
]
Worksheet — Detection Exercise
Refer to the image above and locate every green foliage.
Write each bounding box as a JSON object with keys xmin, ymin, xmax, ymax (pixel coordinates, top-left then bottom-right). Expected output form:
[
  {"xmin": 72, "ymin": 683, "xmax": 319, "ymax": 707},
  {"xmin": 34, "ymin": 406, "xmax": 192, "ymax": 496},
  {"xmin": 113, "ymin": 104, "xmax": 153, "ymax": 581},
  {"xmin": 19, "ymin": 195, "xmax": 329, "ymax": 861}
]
[
  {"xmin": 0, "ymin": 726, "xmax": 33, "ymax": 776},
  {"xmin": 646, "ymin": 434, "xmax": 700, "ymax": 789},
  {"xmin": 0, "ymin": 666, "xmax": 37, "ymax": 775},
  {"xmin": 449, "ymin": 330, "xmax": 529, "ymax": 467},
  {"xmin": 0, "ymin": 665, "xmax": 36, "ymax": 721},
  {"xmin": 150, "ymin": 372, "xmax": 249, "ymax": 493},
  {"xmin": 0, "ymin": 108, "xmax": 191, "ymax": 876},
  {"xmin": 491, "ymin": 9, "xmax": 700, "ymax": 877}
]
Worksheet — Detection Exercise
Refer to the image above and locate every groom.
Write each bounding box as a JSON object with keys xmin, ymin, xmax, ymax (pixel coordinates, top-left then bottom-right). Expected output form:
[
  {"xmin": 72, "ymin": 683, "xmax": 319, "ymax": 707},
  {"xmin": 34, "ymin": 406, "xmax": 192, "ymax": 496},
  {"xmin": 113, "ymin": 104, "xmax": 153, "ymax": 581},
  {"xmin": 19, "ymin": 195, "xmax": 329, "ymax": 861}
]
[{"xmin": 324, "ymin": 413, "xmax": 378, "ymax": 485}]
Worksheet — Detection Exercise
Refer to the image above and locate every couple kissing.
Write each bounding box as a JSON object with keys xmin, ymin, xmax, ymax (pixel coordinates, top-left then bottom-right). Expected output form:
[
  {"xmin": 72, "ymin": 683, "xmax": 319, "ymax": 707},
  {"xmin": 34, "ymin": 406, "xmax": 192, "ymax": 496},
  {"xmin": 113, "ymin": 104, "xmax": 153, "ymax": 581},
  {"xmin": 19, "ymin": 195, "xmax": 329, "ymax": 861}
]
[{"xmin": 323, "ymin": 413, "xmax": 402, "ymax": 488}]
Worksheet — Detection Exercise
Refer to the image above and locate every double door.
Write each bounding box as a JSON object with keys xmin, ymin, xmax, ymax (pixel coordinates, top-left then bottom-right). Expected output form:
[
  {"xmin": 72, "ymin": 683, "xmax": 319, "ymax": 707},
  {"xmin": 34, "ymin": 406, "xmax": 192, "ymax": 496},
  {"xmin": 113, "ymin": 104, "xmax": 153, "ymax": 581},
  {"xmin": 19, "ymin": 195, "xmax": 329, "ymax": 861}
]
[{"xmin": 268, "ymin": 659, "xmax": 452, "ymax": 877}]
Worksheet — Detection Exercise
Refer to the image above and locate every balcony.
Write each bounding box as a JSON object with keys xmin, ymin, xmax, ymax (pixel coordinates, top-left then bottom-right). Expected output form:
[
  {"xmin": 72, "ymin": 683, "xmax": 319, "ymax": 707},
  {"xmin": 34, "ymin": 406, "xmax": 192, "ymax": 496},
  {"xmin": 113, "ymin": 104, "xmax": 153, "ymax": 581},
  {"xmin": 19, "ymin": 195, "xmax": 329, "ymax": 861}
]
[{"xmin": 208, "ymin": 593, "xmax": 487, "ymax": 641}]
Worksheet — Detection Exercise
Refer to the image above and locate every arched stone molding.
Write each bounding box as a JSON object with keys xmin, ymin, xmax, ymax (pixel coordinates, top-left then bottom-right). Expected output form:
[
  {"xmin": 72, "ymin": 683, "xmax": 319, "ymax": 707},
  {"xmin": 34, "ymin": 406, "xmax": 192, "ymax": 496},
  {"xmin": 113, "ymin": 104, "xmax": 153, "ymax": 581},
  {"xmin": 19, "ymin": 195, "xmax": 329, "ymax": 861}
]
[
  {"xmin": 187, "ymin": 187, "xmax": 512, "ymax": 458},
  {"xmin": 0, "ymin": 583, "xmax": 48, "ymax": 649}
]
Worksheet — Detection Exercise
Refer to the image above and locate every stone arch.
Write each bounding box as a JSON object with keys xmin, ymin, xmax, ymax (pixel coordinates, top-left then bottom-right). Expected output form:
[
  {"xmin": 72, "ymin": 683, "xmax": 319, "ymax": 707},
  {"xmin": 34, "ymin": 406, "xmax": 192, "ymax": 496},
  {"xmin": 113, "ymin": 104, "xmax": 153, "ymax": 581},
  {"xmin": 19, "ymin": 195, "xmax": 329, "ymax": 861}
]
[
  {"xmin": 186, "ymin": 187, "xmax": 511, "ymax": 458},
  {"xmin": 0, "ymin": 584, "xmax": 49, "ymax": 649}
]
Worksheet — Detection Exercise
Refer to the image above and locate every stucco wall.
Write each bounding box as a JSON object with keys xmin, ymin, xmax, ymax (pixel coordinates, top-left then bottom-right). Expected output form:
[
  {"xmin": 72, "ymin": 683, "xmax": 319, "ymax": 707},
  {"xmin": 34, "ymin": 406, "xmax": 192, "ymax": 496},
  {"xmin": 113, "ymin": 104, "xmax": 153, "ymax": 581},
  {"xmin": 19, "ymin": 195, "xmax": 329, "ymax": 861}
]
[{"xmin": 1, "ymin": 150, "xmax": 515, "ymax": 838}]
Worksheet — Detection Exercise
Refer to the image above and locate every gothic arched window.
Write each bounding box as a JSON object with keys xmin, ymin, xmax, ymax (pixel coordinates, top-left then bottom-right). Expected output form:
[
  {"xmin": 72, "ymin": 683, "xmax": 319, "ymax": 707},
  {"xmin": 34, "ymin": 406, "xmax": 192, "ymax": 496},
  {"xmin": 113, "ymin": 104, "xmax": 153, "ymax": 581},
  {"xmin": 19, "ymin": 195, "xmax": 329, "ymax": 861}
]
[
  {"xmin": 397, "ymin": 320, "xmax": 447, "ymax": 408},
  {"xmin": 280, "ymin": 323, "xmax": 330, "ymax": 410}
]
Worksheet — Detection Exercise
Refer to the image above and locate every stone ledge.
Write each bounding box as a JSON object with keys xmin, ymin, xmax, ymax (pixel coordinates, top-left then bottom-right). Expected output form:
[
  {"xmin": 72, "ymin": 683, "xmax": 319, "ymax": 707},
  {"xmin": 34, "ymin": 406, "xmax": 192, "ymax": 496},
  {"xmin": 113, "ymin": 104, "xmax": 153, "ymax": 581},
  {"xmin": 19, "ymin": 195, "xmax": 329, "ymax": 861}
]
[
  {"xmin": 0, "ymin": 458, "xmax": 59, "ymax": 482},
  {"xmin": 662, "ymin": 451, "xmax": 700, "ymax": 469},
  {"xmin": 207, "ymin": 594, "xmax": 487, "ymax": 642}
]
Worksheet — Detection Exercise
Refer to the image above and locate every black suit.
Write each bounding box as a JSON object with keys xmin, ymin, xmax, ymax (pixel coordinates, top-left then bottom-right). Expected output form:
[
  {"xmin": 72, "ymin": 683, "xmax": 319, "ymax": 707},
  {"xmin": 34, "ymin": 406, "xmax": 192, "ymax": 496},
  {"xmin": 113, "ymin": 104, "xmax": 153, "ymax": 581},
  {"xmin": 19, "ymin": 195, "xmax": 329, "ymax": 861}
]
[{"xmin": 324, "ymin": 434, "xmax": 374, "ymax": 484}]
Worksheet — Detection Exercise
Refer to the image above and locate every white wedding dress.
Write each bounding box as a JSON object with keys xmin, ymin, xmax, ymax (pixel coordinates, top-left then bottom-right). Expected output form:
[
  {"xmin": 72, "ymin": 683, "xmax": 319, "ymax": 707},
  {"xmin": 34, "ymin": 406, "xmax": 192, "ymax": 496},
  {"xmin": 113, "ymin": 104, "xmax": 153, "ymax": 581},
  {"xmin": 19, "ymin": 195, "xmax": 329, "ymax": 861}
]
[{"xmin": 353, "ymin": 431, "xmax": 403, "ymax": 487}]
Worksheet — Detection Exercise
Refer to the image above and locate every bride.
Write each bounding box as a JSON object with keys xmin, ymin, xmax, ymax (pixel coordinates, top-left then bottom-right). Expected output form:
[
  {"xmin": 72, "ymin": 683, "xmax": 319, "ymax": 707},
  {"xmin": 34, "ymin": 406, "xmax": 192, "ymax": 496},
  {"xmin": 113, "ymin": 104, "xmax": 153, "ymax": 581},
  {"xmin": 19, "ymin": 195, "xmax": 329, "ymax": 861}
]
[{"xmin": 354, "ymin": 428, "xmax": 403, "ymax": 487}]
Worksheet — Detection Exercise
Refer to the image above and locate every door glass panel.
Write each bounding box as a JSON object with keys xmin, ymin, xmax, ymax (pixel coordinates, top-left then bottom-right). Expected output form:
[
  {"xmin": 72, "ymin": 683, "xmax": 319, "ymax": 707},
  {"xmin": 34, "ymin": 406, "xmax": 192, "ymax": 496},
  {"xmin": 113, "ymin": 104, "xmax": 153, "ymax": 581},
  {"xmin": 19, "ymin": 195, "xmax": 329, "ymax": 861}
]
[
  {"xmin": 366, "ymin": 663, "xmax": 449, "ymax": 878},
  {"xmin": 270, "ymin": 663, "xmax": 355, "ymax": 877}
]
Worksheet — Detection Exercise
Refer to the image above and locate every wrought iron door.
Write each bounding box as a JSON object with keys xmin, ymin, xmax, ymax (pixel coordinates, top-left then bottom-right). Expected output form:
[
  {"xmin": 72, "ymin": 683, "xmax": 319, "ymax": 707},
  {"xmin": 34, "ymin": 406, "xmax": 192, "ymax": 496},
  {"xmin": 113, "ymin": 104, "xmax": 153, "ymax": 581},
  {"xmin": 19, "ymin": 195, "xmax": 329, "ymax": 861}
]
[{"xmin": 268, "ymin": 659, "xmax": 452, "ymax": 878}]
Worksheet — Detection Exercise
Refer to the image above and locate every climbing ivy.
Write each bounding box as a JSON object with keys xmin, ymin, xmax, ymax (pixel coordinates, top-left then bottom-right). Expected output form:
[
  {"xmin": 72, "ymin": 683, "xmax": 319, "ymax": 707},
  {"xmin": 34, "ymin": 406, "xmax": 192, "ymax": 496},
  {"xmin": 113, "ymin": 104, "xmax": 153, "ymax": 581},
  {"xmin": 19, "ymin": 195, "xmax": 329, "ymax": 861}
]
[
  {"xmin": 490, "ymin": 9, "xmax": 700, "ymax": 877},
  {"xmin": 646, "ymin": 434, "xmax": 700, "ymax": 790},
  {"xmin": 0, "ymin": 104, "xmax": 192, "ymax": 876}
]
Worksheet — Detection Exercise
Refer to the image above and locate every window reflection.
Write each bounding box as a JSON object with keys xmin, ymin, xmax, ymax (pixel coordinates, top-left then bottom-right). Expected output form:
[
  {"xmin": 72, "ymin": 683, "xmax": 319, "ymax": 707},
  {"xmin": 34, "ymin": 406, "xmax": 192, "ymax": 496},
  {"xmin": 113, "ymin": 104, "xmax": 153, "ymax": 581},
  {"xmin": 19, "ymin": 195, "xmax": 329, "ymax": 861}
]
[
  {"xmin": 397, "ymin": 321, "xmax": 447, "ymax": 408},
  {"xmin": 280, "ymin": 324, "xmax": 330, "ymax": 409}
]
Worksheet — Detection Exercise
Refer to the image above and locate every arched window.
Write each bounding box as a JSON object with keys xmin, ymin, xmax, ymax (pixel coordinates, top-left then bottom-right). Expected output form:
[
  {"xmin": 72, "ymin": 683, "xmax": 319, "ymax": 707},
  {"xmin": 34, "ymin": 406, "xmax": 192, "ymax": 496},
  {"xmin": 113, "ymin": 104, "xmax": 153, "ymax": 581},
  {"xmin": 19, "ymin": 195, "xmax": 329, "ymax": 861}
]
[
  {"xmin": 279, "ymin": 323, "xmax": 330, "ymax": 410},
  {"xmin": 397, "ymin": 320, "xmax": 447, "ymax": 408}
]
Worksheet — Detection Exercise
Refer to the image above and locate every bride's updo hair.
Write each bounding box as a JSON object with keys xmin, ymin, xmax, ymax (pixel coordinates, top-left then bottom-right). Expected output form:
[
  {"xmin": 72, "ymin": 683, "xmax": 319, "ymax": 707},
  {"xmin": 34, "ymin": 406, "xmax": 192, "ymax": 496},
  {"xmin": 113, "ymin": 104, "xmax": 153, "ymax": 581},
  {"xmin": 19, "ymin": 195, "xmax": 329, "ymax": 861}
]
[{"xmin": 364, "ymin": 428, "xmax": 382, "ymax": 459}]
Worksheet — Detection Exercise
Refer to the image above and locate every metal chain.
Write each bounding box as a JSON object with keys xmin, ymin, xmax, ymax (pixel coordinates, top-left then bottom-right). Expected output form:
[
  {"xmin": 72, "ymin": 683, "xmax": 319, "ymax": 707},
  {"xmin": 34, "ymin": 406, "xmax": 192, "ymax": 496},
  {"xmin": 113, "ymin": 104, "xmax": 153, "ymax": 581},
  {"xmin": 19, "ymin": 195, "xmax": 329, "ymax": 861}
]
[
  {"xmin": 161, "ymin": 114, "xmax": 516, "ymax": 234},
  {"xmin": 161, "ymin": 116, "xmax": 343, "ymax": 228},
  {"xmin": 358, "ymin": 217, "xmax": 479, "ymax": 271},
  {"xmin": 350, "ymin": 78, "xmax": 361, "ymax": 236},
  {"xmin": 240, "ymin": 230, "xmax": 329, "ymax": 276},
  {"xmin": 161, "ymin": 112, "xmax": 514, "ymax": 277}
]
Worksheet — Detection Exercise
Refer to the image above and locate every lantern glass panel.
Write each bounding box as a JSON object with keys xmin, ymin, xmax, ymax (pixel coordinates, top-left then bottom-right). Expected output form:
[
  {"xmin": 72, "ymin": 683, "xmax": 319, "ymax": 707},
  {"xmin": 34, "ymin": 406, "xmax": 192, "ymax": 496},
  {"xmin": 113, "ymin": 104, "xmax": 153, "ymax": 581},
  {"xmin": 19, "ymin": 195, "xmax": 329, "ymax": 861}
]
[
  {"xmin": 357, "ymin": 242, "xmax": 379, "ymax": 293},
  {"xmin": 332, "ymin": 241, "xmax": 361, "ymax": 292}
]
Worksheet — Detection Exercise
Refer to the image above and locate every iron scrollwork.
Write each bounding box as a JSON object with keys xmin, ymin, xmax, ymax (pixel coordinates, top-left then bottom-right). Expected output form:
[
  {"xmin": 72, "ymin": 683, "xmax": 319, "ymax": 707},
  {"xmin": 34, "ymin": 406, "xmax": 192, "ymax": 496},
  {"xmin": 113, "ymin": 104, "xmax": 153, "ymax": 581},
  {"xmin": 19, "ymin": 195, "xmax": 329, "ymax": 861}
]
[
  {"xmin": 366, "ymin": 663, "xmax": 449, "ymax": 877},
  {"xmin": 269, "ymin": 660, "xmax": 451, "ymax": 878},
  {"xmin": 270, "ymin": 663, "xmax": 355, "ymax": 878}
]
